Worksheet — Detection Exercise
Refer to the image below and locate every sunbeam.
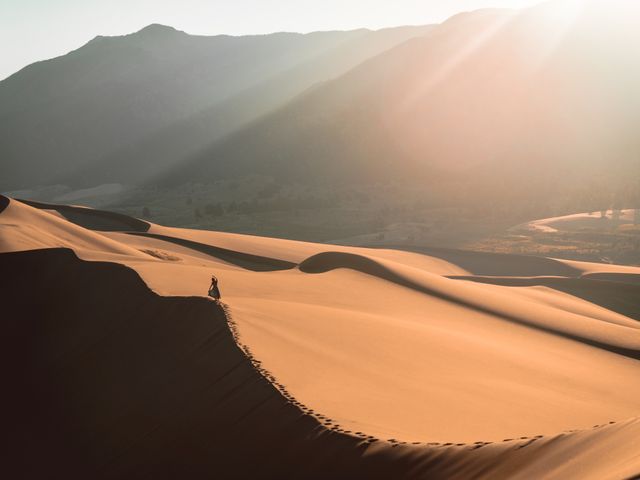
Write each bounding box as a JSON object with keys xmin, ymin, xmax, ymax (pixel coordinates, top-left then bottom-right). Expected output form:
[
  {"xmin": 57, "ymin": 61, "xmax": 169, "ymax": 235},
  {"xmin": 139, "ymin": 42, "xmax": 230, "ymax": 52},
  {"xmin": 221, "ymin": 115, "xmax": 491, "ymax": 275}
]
[{"xmin": 400, "ymin": 9, "xmax": 521, "ymax": 110}]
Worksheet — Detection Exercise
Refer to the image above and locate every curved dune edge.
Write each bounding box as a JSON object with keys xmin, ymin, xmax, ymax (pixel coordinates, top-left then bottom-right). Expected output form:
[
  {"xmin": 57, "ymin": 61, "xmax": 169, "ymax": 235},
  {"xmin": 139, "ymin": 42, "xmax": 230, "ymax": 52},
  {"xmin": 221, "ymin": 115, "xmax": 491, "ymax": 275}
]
[
  {"xmin": 0, "ymin": 195, "xmax": 9, "ymax": 214},
  {"xmin": 129, "ymin": 231, "xmax": 296, "ymax": 271},
  {"xmin": 298, "ymin": 251, "xmax": 640, "ymax": 357},
  {"xmin": 448, "ymin": 274, "xmax": 640, "ymax": 322},
  {"xmin": 364, "ymin": 244, "xmax": 583, "ymax": 278},
  {"xmin": 15, "ymin": 197, "xmax": 151, "ymax": 233}
]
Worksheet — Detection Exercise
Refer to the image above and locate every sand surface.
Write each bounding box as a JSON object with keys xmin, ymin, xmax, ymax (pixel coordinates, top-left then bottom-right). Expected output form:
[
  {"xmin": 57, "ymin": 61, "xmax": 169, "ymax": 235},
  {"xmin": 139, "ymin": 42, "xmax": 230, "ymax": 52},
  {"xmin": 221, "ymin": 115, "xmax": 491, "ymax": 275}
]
[
  {"xmin": 1, "ymin": 196, "xmax": 639, "ymax": 479},
  {"xmin": 513, "ymin": 209, "xmax": 638, "ymax": 233}
]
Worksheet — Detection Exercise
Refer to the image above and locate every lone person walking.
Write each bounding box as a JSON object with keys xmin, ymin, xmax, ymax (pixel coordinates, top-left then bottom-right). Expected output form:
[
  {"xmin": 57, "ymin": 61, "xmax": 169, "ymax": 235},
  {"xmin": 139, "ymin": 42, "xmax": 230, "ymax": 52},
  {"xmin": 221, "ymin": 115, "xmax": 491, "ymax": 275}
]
[{"xmin": 208, "ymin": 275, "xmax": 221, "ymax": 300}]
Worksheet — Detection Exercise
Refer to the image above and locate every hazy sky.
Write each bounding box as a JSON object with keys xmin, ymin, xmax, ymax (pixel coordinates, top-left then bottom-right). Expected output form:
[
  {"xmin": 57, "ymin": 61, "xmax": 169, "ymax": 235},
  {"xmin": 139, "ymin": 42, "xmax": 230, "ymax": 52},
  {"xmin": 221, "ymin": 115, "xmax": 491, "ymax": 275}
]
[{"xmin": 1, "ymin": 0, "xmax": 543, "ymax": 80}]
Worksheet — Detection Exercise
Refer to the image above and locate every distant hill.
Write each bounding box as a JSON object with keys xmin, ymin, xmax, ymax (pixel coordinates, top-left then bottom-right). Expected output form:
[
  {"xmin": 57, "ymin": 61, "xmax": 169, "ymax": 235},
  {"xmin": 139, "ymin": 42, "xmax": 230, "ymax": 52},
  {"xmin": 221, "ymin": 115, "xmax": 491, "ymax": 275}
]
[
  {"xmin": 165, "ymin": 1, "xmax": 640, "ymax": 208},
  {"xmin": 0, "ymin": 24, "xmax": 432, "ymax": 190}
]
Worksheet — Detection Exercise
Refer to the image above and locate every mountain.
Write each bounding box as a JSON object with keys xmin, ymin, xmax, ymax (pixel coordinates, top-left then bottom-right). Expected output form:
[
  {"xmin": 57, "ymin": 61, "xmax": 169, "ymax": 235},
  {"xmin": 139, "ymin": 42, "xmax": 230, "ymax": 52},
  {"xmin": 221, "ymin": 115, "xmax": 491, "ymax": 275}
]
[
  {"xmin": 164, "ymin": 1, "xmax": 640, "ymax": 208},
  {"xmin": 0, "ymin": 24, "xmax": 432, "ymax": 190}
]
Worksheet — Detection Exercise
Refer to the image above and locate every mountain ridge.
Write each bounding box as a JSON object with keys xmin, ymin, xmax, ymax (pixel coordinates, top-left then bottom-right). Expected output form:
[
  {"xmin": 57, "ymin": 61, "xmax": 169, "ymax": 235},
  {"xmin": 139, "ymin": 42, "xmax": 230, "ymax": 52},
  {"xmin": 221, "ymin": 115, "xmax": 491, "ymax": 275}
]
[
  {"xmin": 0, "ymin": 23, "xmax": 433, "ymax": 191},
  {"xmin": 155, "ymin": 0, "xmax": 640, "ymax": 207}
]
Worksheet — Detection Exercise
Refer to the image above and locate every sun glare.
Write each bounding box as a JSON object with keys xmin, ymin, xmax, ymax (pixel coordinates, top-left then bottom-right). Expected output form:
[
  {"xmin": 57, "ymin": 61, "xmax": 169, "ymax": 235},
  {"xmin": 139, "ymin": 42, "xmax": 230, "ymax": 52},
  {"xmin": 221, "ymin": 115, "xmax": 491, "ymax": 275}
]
[
  {"xmin": 539, "ymin": 0, "xmax": 584, "ymax": 24},
  {"xmin": 398, "ymin": 0, "xmax": 590, "ymax": 110},
  {"xmin": 519, "ymin": 0, "xmax": 585, "ymax": 71},
  {"xmin": 399, "ymin": 10, "xmax": 519, "ymax": 110}
]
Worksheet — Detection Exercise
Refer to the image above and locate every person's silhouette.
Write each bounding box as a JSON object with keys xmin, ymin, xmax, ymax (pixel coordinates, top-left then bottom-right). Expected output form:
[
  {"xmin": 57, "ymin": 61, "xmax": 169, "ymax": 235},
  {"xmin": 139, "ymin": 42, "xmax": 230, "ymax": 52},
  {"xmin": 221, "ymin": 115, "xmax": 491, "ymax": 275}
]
[{"xmin": 208, "ymin": 275, "xmax": 221, "ymax": 300}]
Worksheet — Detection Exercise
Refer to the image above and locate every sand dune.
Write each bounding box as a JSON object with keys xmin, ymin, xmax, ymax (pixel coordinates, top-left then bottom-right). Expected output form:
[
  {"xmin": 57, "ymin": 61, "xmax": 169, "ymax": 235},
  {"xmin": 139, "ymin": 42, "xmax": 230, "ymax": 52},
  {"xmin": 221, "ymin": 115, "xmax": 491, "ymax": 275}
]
[
  {"xmin": 1, "ymin": 196, "xmax": 639, "ymax": 479},
  {"xmin": 0, "ymin": 196, "xmax": 147, "ymax": 257},
  {"xmin": 513, "ymin": 210, "xmax": 638, "ymax": 234},
  {"xmin": 16, "ymin": 198, "xmax": 151, "ymax": 232}
]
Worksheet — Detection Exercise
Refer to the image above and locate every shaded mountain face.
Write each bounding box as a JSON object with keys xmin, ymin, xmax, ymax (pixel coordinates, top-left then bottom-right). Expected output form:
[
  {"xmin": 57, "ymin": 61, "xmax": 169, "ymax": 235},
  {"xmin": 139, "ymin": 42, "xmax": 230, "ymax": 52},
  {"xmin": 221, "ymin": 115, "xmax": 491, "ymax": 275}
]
[
  {"xmin": 166, "ymin": 0, "xmax": 640, "ymax": 204},
  {"xmin": 0, "ymin": 24, "xmax": 432, "ymax": 190}
]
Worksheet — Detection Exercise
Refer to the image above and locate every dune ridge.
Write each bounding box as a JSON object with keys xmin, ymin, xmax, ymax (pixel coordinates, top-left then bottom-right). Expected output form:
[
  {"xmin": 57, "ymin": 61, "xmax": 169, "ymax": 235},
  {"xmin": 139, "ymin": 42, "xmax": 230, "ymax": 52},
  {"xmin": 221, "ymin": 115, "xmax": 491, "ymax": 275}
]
[
  {"xmin": 1, "ymin": 197, "xmax": 640, "ymax": 479},
  {"xmin": 130, "ymin": 231, "xmax": 296, "ymax": 271},
  {"xmin": 16, "ymin": 198, "xmax": 151, "ymax": 232},
  {"xmin": 299, "ymin": 251, "xmax": 640, "ymax": 358},
  {"xmin": 449, "ymin": 275, "xmax": 640, "ymax": 321},
  {"xmin": 0, "ymin": 197, "xmax": 148, "ymax": 258}
]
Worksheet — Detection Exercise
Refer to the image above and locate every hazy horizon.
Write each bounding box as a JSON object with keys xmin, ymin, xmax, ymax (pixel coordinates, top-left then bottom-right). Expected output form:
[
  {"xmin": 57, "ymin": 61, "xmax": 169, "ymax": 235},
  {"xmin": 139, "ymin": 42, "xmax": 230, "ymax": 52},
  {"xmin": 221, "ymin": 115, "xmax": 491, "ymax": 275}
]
[{"xmin": 1, "ymin": 0, "xmax": 544, "ymax": 80}]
